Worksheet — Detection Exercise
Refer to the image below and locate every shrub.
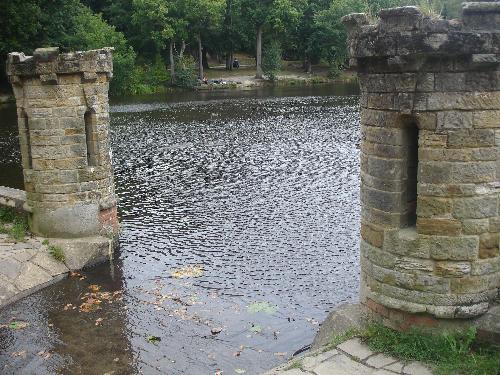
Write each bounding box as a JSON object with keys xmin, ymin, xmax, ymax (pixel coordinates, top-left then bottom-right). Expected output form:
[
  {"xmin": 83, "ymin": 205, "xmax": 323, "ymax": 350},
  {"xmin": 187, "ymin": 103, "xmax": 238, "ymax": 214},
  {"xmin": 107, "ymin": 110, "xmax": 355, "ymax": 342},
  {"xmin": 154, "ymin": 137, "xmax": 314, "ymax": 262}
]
[
  {"xmin": 262, "ymin": 41, "xmax": 282, "ymax": 81},
  {"xmin": 173, "ymin": 55, "xmax": 197, "ymax": 88},
  {"xmin": 128, "ymin": 56, "xmax": 170, "ymax": 95}
]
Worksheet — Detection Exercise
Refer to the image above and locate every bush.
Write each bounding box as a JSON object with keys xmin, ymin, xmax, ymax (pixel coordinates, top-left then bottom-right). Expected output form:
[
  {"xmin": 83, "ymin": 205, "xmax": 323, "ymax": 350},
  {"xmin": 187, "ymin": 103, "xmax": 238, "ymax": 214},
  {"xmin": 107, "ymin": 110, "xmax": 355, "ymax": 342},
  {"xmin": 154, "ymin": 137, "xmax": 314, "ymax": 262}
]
[
  {"xmin": 127, "ymin": 56, "xmax": 170, "ymax": 95},
  {"xmin": 262, "ymin": 41, "xmax": 282, "ymax": 81},
  {"xmin": 173, "ymin": 55, "xmax": 197, "ymax": 88}
]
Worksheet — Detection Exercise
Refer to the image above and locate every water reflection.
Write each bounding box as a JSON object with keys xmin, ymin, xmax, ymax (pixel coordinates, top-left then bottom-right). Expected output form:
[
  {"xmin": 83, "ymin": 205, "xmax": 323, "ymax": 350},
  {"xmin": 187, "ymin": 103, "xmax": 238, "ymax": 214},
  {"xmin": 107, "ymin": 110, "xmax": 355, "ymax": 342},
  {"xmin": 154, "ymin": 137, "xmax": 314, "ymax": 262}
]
[{"xmin": 0, "ymin": 86, "xmax": 361, "ymax": 374}]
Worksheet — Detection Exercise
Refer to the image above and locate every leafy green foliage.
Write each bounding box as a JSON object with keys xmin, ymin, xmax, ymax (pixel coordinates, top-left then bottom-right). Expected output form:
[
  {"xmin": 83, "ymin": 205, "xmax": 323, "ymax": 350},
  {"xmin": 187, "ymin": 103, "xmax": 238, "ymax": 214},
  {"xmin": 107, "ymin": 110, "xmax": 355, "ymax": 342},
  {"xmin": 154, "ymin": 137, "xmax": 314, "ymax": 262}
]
[
  {"xmin": 63, "ymin": 5, "xmax": 138, "ymax": 96},
  {"xmin": 173, "ymin": 54, "xmax": 197, "ymax": 88},
  {"xmin": 262, "ymin": 41, "xmax": 283, "ymax": 81},
  {"xmin": 325, "ymin": 327, "xmax": 361, "ymax": 351},
  {"xmin": 128, "ymin": 56, "xmax": 170, "ymax": 95},
  {"xmin": 363, "ymin": 324, "xmax": 500, "ymax": 375},
  {"xmin": 0, "ymin": 207, "xmax": 28, "ymax": 242},
  {"xmin": 48, "ymin": 244, "xmax": 65, "ymax": 262},
  {"xmin": 0, "ymin": 0, "xmax": 466, "ymax": 91}
]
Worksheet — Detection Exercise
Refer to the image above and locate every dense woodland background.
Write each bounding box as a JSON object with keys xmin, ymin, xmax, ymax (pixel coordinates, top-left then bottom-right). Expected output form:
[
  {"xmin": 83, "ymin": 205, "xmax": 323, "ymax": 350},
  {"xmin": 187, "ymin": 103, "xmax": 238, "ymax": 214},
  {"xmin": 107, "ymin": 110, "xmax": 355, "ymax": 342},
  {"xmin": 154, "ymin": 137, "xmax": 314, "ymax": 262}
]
[{"xmin": 0, "ymin": 0, "xmax": 462, "ymax": 96}]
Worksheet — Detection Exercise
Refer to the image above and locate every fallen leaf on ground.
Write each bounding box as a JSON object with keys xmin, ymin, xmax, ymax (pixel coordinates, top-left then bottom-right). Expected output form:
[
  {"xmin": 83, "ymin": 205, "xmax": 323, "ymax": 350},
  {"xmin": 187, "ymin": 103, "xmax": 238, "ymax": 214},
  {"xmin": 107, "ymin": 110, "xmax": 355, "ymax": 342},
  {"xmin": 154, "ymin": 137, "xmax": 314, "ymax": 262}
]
[
  {"xmin": 235, "ymin": 369, "xmax": 246, "ymax": 374},
  {"xmin": 247, "ymin": 302, "xmax": 278, "ymax": 314},
  {"xmin": 69, "ymin": 271, "xmax": 86, "ymax": 280},
  {"xmin": 37, "ymin": 351, "xmax": 51, "ymax": 359},
  {"xmin": 88, "ymin": 284, "xmax": 101, "ymax": 292},
  {"xmin": 146, "ymin": 335, "xmax": 161, "ymax": 344},
  {"xmin": 8, "ymin": 321, "xmax": 29, "ymax": 330},
  {"xmin": 249, "ymin": 324, "xmax": 262, "ymax": 333},
  {"xmin": 11, "ymin": 351, "xmax": 26, "ymax": 358},
  {"xmin": 171, "ymin": 265, "xmax": 204, "ymax": 278},
  {"xmin": 95, "ymin": 318, "xmax": 104, "ymax": 326}
]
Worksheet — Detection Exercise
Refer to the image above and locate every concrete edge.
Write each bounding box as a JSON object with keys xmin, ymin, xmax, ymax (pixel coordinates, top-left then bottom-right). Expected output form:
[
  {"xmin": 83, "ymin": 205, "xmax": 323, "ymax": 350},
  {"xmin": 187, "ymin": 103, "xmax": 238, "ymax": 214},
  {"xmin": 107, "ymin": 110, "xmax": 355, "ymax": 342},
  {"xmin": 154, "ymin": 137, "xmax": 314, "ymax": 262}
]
[{"xmin": 0, "ymin": 273, "xmax": 67, "ymax": 311}]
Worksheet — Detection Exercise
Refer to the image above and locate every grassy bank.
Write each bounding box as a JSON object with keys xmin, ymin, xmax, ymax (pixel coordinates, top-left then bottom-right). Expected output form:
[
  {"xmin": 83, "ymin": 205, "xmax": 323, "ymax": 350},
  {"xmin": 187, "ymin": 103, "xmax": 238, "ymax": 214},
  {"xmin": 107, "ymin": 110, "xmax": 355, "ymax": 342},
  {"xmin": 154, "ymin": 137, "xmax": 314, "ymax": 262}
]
[
  {"xmin": 0, "ymin": 207, "xmax": 28, "ymax": 242},
  {"xmin": 328, "ymin": 324, "xmax": 500, "ymax": 375}
]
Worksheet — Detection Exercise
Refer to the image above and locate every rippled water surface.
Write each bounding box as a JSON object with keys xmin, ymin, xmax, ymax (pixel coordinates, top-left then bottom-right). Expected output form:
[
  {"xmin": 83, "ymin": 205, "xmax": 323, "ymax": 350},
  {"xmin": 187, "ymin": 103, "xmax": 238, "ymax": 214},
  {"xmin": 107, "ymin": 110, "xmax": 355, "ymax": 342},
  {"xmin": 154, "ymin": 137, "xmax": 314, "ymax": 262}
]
[{"xmin": 0, "ymin": 85, "xmax": 361, "ymax": 375}]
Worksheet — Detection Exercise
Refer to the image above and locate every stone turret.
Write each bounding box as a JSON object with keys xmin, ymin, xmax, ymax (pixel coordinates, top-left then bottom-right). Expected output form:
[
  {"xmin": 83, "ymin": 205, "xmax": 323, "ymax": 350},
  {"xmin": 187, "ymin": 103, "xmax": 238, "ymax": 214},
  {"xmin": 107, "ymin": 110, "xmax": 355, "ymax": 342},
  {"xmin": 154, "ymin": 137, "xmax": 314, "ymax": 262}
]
[
  {"xmin": 6, "ymin": 47, "xmax": 118, "ymax": 239},
  {"xmin": 343, "ymin": 2, "xmax": 499, "ymax": 320}
]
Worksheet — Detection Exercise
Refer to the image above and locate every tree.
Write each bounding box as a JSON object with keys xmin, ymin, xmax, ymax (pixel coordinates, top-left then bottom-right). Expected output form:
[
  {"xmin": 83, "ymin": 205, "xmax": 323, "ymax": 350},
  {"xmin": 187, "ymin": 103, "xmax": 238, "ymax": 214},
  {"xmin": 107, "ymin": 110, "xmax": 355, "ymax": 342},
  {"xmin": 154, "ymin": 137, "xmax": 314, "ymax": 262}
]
[
  {"xmin": 240, "ymin": 0, "xmax": 300, "ymax": 79},
  {"xmin": 181, "ymin": 0, "xmax": 225, "ymax": 79},
  {"xmin": 262, "ymin": 40, "xmax": 282, "ymax": 80}
]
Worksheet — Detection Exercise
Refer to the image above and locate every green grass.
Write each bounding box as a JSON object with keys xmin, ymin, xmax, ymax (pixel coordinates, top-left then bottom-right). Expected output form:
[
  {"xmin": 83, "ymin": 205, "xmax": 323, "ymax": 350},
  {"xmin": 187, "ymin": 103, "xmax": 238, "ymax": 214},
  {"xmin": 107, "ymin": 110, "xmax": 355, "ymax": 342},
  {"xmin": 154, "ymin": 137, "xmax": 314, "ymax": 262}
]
[
  {"xmin": 47, "ymin": 244, "xmax": 65, "ymax": 262},
  {"xmin": 361, "ymin": 324, "xmax": 500, "ymax": 375},
  {"xmin": 285, "ymin": 361, "xmax": 303, "ymax": 370},
  {"xmin": 0, "ymin": 207, "xmax": 28, "ymax": 242},
  {"xmin": 324, "ymin": 328, "xmax": 361, "ymax": 352}
]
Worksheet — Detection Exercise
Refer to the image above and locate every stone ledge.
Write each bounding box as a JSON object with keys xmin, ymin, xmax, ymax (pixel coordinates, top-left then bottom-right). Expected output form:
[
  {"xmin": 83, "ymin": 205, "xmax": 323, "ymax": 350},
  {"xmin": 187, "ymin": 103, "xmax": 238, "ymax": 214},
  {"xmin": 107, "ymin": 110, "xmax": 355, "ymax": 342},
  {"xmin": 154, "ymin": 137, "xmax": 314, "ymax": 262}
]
[{"xmin": 0, "ymin": 185, "xmax": 30, "ymax": 213}]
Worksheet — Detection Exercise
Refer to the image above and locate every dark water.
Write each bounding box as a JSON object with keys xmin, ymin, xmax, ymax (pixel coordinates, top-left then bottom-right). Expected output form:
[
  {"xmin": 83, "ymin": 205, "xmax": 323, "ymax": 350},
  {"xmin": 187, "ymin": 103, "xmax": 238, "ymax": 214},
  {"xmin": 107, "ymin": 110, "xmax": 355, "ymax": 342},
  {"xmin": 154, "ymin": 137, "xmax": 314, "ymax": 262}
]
[{"xmin": 0, "ymin": 84, "xmax": 361, "ymax": 375}]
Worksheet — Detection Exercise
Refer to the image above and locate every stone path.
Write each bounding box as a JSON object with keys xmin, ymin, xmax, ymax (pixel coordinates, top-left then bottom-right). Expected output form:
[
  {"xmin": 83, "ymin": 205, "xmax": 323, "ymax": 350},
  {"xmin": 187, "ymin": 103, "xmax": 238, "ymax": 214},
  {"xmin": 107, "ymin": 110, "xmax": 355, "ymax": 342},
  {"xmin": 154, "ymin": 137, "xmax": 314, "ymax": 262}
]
[
  {"xmin": 0, "ymin": 232, "xmax": 69, "ymax": 310},
  {"xmin": 263, "ymin": 338, "xmax": 433, "ymax": 375}
]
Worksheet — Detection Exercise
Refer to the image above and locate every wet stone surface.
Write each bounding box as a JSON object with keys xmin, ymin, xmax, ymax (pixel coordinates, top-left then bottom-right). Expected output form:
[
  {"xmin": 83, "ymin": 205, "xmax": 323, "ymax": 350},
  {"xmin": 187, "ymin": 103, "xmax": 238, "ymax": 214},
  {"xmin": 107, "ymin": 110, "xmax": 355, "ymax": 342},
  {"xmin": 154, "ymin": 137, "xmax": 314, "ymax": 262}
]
[
  {"xmin": 264, "ymin": 338, "xmax": 433, "ymax": 375},
  {"xmin": 0, "ymin": 86, "xmax": 361, "ymax": 374},
  {"xmin": 0, "ymin": 233, "xmax": 69, "ymax": 309}
]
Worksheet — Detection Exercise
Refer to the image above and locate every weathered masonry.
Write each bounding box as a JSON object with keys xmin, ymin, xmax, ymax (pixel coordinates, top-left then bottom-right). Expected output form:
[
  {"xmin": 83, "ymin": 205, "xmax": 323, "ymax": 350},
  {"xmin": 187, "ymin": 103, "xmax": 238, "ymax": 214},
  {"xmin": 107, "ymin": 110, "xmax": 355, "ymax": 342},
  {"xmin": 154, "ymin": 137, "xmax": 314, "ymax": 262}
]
[
  {"xmin": 6, "ymin": 47, "xmax": 118, "ymax": 239},
  {"xmin": 343, "ymin": 2, "xmax": 499, "ymax": 320}
]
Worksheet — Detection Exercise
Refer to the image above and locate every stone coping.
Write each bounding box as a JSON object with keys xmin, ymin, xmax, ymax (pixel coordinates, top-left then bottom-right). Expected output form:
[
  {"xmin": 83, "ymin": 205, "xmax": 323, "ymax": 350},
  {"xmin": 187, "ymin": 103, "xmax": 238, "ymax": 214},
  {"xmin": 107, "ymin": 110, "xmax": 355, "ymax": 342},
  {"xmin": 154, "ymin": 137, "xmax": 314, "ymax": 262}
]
[
  {"xmin": 0, "ymin": 186, "xmax": 30, "ymax": 213},
  {"xmin": 342, "ymin": 5, "xmax": 500, "ymax": 62},
  {"xmin": 6, "ymin": 47, "xmax": 114, "ymax": 84}
]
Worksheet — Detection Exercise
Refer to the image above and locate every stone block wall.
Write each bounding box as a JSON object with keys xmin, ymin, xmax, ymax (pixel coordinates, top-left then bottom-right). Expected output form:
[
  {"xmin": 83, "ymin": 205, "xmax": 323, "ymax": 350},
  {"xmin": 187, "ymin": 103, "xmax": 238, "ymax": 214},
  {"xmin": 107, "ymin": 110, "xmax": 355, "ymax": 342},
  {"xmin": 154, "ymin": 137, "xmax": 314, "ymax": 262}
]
[
  {"xmin": 6, "ymin": 47, "xmax": 118, "ymax": 239},
  {"xmin": 343, "ymin": 2, "xmax": 499, "ymax": 318}
]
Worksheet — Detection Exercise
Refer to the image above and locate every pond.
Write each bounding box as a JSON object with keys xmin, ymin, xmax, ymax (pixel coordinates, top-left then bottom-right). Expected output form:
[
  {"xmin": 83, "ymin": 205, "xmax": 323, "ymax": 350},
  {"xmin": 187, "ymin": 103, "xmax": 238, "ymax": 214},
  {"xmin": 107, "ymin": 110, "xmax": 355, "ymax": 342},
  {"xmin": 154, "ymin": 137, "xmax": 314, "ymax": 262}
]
[{"xmin": 0, "ymin": 84, "xmax": 361, "ymax": 375}]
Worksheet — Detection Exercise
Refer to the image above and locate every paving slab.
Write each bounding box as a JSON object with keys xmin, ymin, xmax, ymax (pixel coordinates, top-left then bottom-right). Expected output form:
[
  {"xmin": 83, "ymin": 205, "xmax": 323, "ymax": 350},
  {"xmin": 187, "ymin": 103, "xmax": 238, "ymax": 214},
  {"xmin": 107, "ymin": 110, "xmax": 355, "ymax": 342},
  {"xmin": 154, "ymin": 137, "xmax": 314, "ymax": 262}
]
[
  {"xmin": 0, "ymin": 257, "xmax": 22, "ymax": 279},
  {"xmin": 384, "ymin": 361, "xmax": 404, "ymax": 373},
  {"xmin": 11, "ymin": 248, "xmax": 36, "ymax": 262},
  {"xmin": 403, "ymin": 362, "xmax": 433, "ymax": 375},
  {"xmin": 337, "ymin": 338, "xmax": 374, "ymax": 360},
  {"xmin": 31, "ymin": 250, "xmax": 69, "ymax": 276},
  {"xmin": 302, "ymin": 350, "xmax": 338, "ymax": 371},
  {"xmin": 313, "ymin": 353, "xmax": 374, "ymax": 375},
  {"xmin": 366, "ymin": 353, "xmax": 399, "ymax": 369},
  {"xmin": 14, "ymin": 262, "xmax": 53, "ymax": 291},
  {"xmin": 282, "ymin": 370, "xmax": 305, "ymax": 375}
]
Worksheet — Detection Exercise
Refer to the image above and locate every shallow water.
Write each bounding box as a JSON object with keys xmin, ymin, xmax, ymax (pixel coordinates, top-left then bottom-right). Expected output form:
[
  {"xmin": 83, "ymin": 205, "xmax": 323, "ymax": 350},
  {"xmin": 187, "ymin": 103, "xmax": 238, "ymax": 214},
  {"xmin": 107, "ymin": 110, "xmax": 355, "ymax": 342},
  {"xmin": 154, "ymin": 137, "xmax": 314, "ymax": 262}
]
[{"xmin": 0, "ymin": 85, "xmax": 361, "ymax": 375}]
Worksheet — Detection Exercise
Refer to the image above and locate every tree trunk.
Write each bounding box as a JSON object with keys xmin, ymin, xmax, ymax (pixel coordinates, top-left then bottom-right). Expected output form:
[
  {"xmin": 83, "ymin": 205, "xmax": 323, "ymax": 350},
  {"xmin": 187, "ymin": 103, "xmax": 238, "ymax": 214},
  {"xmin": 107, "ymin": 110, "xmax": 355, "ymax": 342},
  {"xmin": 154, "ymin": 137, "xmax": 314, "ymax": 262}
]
[
  {"xmin": 305, "ymin": 57, "xmax": 312, "ymax": 74},
  {"xmin": 255, "ymin": 25, "xmax": 263, "ymax": 79},
  {"xmin": 180, "ymin": 40, "xmax": 186, "ymax": 58},
  {"xmin": 202, "ymin": 47, "xmax": 209, "ymax": 69},
  {"xmin": 197, "ymin": 34, "xmax": 203, "ymax": 79},
  {"xmin": 169, "ymin": 40, "xmax": 175, "ymax": 84}
]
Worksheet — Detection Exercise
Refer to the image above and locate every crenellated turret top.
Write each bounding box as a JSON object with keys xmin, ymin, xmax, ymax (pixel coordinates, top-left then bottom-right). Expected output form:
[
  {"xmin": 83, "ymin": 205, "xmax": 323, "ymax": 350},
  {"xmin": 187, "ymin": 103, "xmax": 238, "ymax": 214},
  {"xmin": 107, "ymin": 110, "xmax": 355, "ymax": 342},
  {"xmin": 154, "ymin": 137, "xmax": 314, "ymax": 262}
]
[
  {"xmin": 342, "ymin": 2, "xmax": 500, "ymax": 71},
  {"xmin": 6, "ymin": 47, "xmax": 113, "ymax": 84}
]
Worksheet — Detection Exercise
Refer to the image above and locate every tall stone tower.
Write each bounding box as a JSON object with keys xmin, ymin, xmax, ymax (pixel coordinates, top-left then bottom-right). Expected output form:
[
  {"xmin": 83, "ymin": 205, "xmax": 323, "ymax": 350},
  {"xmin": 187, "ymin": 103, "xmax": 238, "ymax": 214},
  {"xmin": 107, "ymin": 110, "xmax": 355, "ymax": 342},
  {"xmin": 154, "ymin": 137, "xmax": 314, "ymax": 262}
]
[
  {"xmin": 6, "ymin": 47, "xmax": 118, "ymax": 239},
  {"xmin": 343, "ymin": 2, "xmax": 499, "ymax": 321}
]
